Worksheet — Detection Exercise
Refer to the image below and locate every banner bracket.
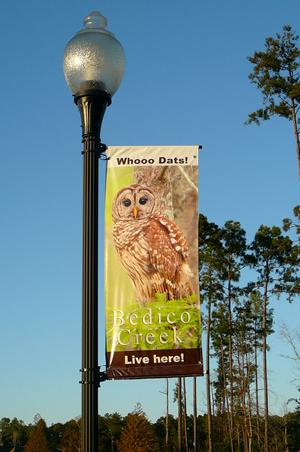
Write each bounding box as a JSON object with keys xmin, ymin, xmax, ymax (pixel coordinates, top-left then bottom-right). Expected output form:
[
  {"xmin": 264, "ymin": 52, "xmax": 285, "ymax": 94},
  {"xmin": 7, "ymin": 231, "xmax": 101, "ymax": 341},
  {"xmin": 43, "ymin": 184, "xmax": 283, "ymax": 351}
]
[
  {"xmin": 79, "ymin": 367, "xmax": 107, "ymax": 386},
  {"xmin": 99, "ymin": 371, "xmax": 108, "ymax": 383}
]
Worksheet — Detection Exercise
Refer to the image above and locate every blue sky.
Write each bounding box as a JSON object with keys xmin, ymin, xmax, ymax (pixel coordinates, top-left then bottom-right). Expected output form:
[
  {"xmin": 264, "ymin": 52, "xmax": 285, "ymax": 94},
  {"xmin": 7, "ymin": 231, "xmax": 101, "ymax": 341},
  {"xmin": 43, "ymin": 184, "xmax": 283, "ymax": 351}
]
[{"xmin": 0, "ymin": 0, "xmax": 299, "ymax": 425}]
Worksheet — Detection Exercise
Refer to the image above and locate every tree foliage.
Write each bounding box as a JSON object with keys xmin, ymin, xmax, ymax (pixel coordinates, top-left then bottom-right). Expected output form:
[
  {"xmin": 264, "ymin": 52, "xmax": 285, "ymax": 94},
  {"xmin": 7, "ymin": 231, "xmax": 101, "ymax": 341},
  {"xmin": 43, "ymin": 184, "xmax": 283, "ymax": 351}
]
[
  {"xmin": 246, "ymin": 25, "xmax": 300, "ymax": 177},
  {"xmin": 117, "ymin": 405, "xmax": 158, "ymax": 452},
  {"xmin": 58, "ymin": 419, "xmax": 80, "ymax": 452},
  {"xmin": 1, "ymin": 209, "xmax": 299, "ymax": 452},
  {"xmin": 199, "ymin": 207, "xmax": 299, "ymax": 451},
  {"xmin": 24, "ymin": 419, "xmax": 50, "ymax": 452}
]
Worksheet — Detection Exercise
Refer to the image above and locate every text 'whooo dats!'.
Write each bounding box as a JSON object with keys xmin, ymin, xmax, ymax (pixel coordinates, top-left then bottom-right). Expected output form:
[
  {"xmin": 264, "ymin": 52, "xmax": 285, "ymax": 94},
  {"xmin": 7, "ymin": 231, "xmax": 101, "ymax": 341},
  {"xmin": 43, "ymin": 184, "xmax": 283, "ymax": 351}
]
[{"xmin": 115, "ymin": 156, "xmax": 191, "ymax": 166}]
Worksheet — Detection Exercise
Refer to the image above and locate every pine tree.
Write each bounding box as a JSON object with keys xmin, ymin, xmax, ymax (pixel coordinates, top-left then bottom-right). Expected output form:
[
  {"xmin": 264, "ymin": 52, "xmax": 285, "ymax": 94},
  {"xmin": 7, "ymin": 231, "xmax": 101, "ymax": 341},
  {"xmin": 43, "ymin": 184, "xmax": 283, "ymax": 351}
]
[
  {"xmin": 98, "ymin": 412, "xmax": 123, "ymax": 451},
  {"xmin": 117, "ymin": 405, "xmax": 158, "ymax": 452},
  {"xmin": 220, "ymin": 221, "xmax": 247, "ymax": 452},
  {"xmin": 173, "ymin": 378, "xmax": 183, "ymax": 451},
  {"xmin": 24, "ymin": 419, "xmax": 49, "ymax": 452},
  {"xmin": 283, "ymin": 205, "xmax": 300, "ymax": 237},
  {"xmin": 59, "ymin": 419, "xmax": 80, "ymax": 452},
  {"xmin": 0, "ymin": 417, "xmax": 28, "ymax": 450},
  {"xmin": 246, "ymin": 25, "xmax": 300, "ymax": 178},
  {"xmin": 199, "ymin": 214, "xmax": 224, "ymax": 452},
  {"xmin": 249, "ymin": 224, "xmax": 297, "ymax": 451}
]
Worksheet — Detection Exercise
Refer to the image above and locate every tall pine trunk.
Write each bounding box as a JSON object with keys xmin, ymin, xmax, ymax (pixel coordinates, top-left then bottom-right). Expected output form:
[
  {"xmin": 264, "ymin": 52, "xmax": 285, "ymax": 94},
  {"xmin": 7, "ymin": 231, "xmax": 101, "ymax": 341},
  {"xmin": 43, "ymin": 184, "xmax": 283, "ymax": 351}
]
[
  {"xmin": 237, "ymin": 347, "xmax": 249, "ymax": 452},
  {"xmin": 227, "ymin": 277, "xmax": 235, "ymax": 452},
  {"xmin": 291, "ymin": 97, "xmax": 300, "ymax": 179},
  {"xmin": 246, "ymin": 356, "xmax": 253, "ymax": 452},
  {"xmin": 166, "ymin": 379, "xmax": 169, "ymax": 450},
  {"xmin": 263, "ymin": 277, "xmax": 269, "ymax": 452},
  {"xmin": 193, "ymin": 377, "xmax": 197, "ymax": 452},
  {"xmin": 206, "ymin": 296, "xmax": 213, "ymax": 452},
  {"xmin": 178, "ymin": 377, "xmax": 182, "ymax": 452},
  {"xmin": 254, "ymin": 337, "xmax": 261, "ymax": 448},
  {"xmin": 183, "ymin": 378, "xmax": 188, "ymax": 451},
  {"xmin": 220, "ymin": 340, "xmax": 233, "ymax": 449}
]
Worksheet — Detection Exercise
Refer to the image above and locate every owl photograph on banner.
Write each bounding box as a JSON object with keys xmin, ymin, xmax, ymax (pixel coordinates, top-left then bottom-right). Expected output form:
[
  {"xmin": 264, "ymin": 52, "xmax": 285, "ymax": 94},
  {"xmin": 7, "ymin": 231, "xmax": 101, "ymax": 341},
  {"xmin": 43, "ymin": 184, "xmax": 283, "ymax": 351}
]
[{"xmin": 111, "ymin": 166, "xmax": 198, "ymax": 304}]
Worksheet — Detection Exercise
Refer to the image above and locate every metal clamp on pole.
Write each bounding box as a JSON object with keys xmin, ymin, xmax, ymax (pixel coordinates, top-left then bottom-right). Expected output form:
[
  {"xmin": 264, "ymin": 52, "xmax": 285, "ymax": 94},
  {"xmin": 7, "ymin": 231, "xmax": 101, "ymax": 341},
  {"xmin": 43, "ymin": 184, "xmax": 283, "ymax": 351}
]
[
  {"xmin": 79, "ymin": 367, "xmax": 108, "ymax": 386},
  {"xmin": 79, "ymin": 367, "xmax": 99, "ymax": 385},
  {"xmin": 99, "ymin": 371, "xmax": 108, "ymax": 383},
  {"xmin": 98, "ymin": 143, "xmax": 109, "ymax": 160}
]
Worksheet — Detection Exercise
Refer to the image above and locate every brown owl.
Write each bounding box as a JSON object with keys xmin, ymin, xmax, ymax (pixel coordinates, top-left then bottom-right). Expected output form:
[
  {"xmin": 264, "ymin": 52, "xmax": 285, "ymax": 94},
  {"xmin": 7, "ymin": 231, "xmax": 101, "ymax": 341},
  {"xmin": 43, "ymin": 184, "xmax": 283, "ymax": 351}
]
[{"xmin": 112, "ymin": 184, "xmax": 194, "ymax": 303}]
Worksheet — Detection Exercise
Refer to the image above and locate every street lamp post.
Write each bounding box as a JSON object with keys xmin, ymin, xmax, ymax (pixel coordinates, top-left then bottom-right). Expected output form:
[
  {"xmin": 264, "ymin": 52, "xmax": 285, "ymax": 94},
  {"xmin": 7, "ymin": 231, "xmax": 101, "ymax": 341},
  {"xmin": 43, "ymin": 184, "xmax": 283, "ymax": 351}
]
[{"xmin": 63, "ymin": 11, "xmax": 125, "ymax": 452}]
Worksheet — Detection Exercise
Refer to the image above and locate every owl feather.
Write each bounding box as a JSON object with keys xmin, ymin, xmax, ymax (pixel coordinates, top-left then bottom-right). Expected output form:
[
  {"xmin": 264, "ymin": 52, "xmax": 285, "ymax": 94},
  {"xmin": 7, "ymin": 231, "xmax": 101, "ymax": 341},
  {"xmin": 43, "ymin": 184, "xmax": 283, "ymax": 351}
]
[{"xmin": 112, "ymin": 184, "xmax": 194, "ymax": 303}]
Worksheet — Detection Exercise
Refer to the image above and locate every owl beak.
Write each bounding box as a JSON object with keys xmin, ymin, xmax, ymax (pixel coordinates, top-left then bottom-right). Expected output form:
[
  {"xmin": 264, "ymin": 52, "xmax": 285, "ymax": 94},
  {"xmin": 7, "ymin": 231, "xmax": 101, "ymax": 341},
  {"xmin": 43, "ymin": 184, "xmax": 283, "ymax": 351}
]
[{"xmin": 133, "ymin": 207, "xmax": 139, "ymax": 219}]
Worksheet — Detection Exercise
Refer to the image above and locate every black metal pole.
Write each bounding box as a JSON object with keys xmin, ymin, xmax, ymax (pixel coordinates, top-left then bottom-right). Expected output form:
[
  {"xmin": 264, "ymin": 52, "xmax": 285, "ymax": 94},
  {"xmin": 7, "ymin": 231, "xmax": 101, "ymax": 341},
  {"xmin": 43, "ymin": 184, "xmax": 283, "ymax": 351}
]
[
  {"xmin": 193, "ymin": 376, "xmax": 197, "ymax": 452},
  {"xmin": 75, "ymin": 90, "xmax": 111, "ymax": 452}
]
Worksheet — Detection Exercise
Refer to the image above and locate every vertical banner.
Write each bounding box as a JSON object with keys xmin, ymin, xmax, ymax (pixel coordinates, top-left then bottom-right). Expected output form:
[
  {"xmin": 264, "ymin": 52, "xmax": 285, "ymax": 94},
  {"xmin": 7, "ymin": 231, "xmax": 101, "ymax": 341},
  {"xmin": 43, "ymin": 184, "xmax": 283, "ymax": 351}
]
[{"xmin": 105, "ymin": 146, "xmax": 203, "ymax": 379}]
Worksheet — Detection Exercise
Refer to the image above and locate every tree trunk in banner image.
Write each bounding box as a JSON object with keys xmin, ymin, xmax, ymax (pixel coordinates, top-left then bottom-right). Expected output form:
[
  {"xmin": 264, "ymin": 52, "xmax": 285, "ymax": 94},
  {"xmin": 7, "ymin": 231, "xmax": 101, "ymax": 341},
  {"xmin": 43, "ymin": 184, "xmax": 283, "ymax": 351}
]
[
  {"xmin": 172, "ymin": 166, "xmax": 198, "ymax": 291},
  {"xmin": 134, "ymin": 166, "xmax": 174, "ymax": 217},
  {"xmin": 134, "ymin": 165, "xmax": 198, "ymax": 292}
]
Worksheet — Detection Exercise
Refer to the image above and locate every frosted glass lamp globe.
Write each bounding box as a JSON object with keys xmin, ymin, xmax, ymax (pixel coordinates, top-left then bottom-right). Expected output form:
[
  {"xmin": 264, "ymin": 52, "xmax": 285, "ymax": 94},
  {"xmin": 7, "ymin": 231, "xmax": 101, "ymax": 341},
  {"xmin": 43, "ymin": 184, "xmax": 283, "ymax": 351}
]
[{"xmin": 64, "ymin": 11, "xmax": 125, "ymax": 96}]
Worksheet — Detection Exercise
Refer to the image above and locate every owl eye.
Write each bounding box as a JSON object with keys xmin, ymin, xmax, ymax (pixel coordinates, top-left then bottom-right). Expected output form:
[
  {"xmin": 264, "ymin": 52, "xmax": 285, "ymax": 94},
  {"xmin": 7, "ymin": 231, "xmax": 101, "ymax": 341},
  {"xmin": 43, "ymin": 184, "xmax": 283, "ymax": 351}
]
[
  {"xmin": 139, "ymin": 197, "xmax": 148, "ymax": 205},
  {"xmin": 122, "ymin": 199, "xmax": 132, "ymax": 207}
]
